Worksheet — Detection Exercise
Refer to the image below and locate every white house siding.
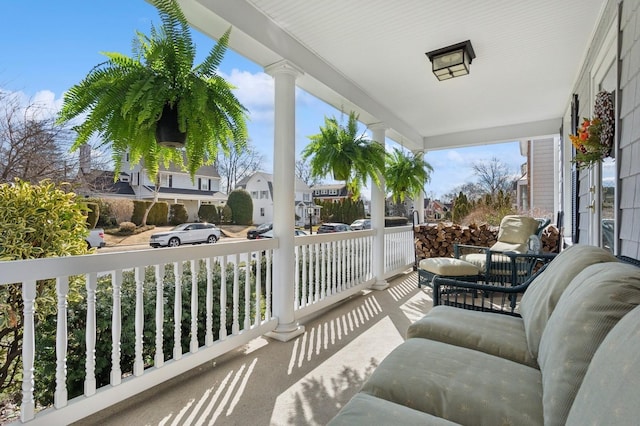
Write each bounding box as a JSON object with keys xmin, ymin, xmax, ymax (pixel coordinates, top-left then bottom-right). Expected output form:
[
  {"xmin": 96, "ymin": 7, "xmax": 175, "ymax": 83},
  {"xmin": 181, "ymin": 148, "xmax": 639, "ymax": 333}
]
[
  {"xmin": 245, "ymin": 175, "xmax": 274, "ymax": 225},
  {"xmin": 531, "ymin": 138, "xmax": 555, "ymax": 217}
]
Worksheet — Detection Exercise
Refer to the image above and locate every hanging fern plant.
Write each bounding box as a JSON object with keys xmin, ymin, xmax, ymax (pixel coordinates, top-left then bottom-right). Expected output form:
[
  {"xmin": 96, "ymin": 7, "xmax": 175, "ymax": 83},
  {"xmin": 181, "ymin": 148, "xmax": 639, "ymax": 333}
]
[
  {"xmin": 56, "ymin": 0, "xmax": 248, "ymax": 180},
  {"xmin": 385, "ymin": 148, "xmax": 433, "ymax": 203},
  {"xmin": 302, "ymin": 111, "xmax": 385, "ymax": 199}
]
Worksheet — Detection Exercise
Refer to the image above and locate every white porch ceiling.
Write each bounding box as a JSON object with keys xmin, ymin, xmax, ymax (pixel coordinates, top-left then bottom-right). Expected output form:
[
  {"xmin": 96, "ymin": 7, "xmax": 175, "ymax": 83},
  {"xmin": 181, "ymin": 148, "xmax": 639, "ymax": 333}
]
[{"xmin": 180, "ymin": 0, "xmax": 607, "ymax": 152}]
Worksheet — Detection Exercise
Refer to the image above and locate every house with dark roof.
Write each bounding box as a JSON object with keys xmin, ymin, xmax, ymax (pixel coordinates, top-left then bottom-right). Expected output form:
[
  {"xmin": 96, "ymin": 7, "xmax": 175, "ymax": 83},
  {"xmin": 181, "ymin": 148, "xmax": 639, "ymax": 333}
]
[
  {"xmin": 311, "ymin": 183, "xmax": 350, "ymax": 203},
  {"xmin": 237, "ymin": 171, "xmax": 318, "ymax": 226},
  {"xmin": 78, "ymin": 151, "xmax": 227, "ymax": 222}
]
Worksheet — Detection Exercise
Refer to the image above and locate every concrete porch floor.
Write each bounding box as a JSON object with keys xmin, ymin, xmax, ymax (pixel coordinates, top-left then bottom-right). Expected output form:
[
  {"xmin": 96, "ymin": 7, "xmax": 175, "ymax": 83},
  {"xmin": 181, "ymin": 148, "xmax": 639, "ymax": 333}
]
[{"xmin": 72, "ymin": 270, "xmax": 432, "ymax": 426}]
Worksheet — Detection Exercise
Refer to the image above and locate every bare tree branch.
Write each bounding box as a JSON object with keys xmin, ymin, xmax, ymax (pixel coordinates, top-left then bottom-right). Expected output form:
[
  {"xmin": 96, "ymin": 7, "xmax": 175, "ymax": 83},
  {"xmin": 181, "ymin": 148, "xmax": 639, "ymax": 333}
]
[{"xmin": 217, "ymin": 141, "xmax": 264, "ymax": 193}]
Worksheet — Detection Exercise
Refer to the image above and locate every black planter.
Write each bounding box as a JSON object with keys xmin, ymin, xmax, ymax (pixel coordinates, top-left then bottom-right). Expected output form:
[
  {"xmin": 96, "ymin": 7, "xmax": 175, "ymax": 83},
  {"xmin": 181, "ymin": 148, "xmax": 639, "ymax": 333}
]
[{"xmin": 155, "ymin": 104, "xmax": 186, "ymax": 148}]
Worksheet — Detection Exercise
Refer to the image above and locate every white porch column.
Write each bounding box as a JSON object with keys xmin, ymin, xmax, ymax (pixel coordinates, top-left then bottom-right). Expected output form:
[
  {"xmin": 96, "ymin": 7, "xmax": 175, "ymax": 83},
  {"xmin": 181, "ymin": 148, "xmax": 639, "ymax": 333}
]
[
  {"xmin": 369, "ymin": 123, "xmax": 388, "ymax": 290},
  {"xmin": 415, "ymin": 190, "xmax": 425, "ymax": 224},
  {"xmin": 264, "ymin": 60, "xmax": 305, "ymax": 342}
]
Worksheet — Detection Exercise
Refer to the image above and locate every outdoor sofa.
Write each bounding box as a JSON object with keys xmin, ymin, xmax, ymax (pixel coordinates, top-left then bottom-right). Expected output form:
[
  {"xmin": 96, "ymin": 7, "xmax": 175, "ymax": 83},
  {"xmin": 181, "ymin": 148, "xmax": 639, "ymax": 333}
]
[{"xmin": 328, "ymin": 245, "xmax": 640, "ymax": 425}]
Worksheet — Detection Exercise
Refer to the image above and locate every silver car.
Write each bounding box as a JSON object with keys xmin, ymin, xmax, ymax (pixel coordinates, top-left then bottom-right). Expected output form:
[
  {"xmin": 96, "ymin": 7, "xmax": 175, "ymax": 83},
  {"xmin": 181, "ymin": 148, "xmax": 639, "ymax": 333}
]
[{"xmin": 149, "ymin": 223, "xmax": 221, "ymax": 248}]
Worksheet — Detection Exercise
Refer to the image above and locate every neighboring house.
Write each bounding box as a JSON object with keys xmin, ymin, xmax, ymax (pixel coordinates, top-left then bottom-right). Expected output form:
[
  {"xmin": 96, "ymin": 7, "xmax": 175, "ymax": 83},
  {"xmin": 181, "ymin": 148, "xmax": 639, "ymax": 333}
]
[
  {"xmin": 78, "ymin": 151, "xmax": 227, "ymax": 222},
  {"xmin": 311, "ymin": 183, "xmax": 350, "ymax": 203},
  {"xmin": 425, "ymin": 198, "xmax": 450, "ymax": 221},
  {"xmin": 237, "ymin": 171, "xmax": 319, "ymax": 226},
  {"xmin": 517, "ymin": 137, "xmax": 556, "ymax": 217}
]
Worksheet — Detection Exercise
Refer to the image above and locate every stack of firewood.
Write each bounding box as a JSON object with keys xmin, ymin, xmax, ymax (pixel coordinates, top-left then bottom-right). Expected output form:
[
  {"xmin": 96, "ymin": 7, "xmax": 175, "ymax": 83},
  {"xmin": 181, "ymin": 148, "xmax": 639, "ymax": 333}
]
[{"xmin": 414, "ymin": 222, "xmax": 560, "ymax": 261}]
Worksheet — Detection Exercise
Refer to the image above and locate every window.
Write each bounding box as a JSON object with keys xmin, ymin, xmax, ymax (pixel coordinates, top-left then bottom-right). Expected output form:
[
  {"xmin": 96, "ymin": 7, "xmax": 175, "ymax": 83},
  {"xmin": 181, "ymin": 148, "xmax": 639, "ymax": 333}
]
[
  {"xmin": 260, "ymin": 190, "xmax": 268, "ymax": 199},
  {"xmin": 260, "ymin": 207, "xmax": 265, "ymax": 217},
  {"xmin": 168, "ymin": 174, "xmax": 173, "ymax": 188},
  {"xmin": 251, "ymin": 191, "xmax": 259, "ymax": 198},
  {"xmin": 198, "ymin": 178, "xmax": 202, "ymax": 190},
  {"xmin": 303, "ymin": 193, "xmax": 310, "ymax": 202}
]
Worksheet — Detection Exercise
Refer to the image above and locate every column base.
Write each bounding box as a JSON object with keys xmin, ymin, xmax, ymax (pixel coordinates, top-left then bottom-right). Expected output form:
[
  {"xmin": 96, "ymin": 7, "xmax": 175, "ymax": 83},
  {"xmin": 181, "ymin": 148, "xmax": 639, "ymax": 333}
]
[
  {"xmin": 371, "ymin": 279, "xmax": 389, "ymax": 291},
  {"xmin": 265, "ymin": 323, "xmax": 305, "ymax": 342}
]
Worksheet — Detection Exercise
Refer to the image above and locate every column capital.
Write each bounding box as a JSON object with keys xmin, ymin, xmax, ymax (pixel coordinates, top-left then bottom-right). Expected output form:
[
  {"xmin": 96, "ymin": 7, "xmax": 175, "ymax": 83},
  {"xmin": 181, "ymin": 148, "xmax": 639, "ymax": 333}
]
[
  {"xmin": 368, "ymin": 122, "xmax": 387, "ymax": 132},
  {"xmin": 265, "ymin": 60, "xmax": 304, "ymax": 78}
]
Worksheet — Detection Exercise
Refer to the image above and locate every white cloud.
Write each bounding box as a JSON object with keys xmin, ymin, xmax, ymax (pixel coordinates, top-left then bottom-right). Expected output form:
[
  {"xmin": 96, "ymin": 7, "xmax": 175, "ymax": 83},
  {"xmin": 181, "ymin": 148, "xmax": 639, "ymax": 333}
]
[
  {"xmin": 1, "ymin": 89, "xmax": 64, "ymax": 121},
  {"xmin": 223, "ymin": 69, "xmax": 274, "ymax": 122}
]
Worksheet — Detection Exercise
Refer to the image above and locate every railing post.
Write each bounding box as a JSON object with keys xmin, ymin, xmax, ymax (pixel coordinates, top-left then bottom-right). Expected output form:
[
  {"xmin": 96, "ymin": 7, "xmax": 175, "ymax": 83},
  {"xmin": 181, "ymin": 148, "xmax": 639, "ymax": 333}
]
[
  {"xmin": 370, "ymin": 123, "xmax": 389, "ymax": 290},
  {"xmin": 21, "ymin": 280, "xmax": 36, "ymax": 422},
  {"xmin": 265, "ymin": 60, "xmax": 305, "ymax": 341}
]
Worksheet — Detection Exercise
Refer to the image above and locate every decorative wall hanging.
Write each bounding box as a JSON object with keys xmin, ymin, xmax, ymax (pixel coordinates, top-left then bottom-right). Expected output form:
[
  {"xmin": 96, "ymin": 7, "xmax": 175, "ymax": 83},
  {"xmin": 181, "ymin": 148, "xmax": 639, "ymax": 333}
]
[{"xmin": 569, "ymin": 90, "xmax": 615, "ymax": 170}]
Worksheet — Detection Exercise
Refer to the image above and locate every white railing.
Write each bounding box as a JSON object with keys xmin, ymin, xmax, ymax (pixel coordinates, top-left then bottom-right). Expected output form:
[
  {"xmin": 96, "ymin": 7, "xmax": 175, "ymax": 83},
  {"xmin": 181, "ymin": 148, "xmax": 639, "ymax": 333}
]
[
  {"xmin": 1, "ymin": 239, "xmax": 277, "ymax": 425},
  {"xmin": 293, "ymin": 230, "xmax": 376, "ymax": 320},
  {"xmin": 383, "ymin": 225, "xmax": 416, "ymax": 277},
  {"xmin": 1, "ymin": 227, "xmax": 415, "ymax": 425}
]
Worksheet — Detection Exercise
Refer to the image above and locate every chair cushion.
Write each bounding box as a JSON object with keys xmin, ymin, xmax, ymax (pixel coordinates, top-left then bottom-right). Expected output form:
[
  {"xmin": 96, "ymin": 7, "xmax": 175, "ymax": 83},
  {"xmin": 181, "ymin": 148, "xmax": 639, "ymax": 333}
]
[
  {"xmin": 418, "ymin": 258, "xmax": 479, "ymax": 276},
  {"xmin": 566, "ymin": 304, "xmax": 640, "ymax": 426},
  {"xmin": 537, "ymin": 261, "xmax": 640, "ymax": 426},
  {"xmin": 328, "ymin": 392, "xmax": 460, "ymax": 426},
  {"xmin": 496, "ymin": 215, "xmax": 540, "ymax": 244},
  {"xmin": 520, "ymin": 245, "xmax": 618, "ymax": 359},
  {"xmin": 361, "ymin": 338, "xmax": 544, "ymax": 426},
  {"xmin": 406, "ymin": 306, "xmax": 538, "ymax": 367}
]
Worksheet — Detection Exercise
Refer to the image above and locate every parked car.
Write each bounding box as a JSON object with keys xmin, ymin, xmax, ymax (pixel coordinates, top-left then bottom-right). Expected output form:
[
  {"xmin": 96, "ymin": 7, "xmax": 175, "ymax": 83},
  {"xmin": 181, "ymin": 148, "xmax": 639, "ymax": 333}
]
[
  {"xmin": 86, "ymin": 228, "xmax": 106, "ymax": 249},
  {"xmin": 149, "ymin": 223, "xmax": 221, "ymax": 248},
  {"xmin": 350, "ymin": 219, "xmax": 371, "ymax": 230},
  {"xmin": 246, "ymin": 222, "xmax": 273, "ymax": 239},
  {"xmin": 255, "ymin": 229, "xmax": 308, "ymax": 239},
  {"xmin": 317, "ymin": 223, "xmax": 352, "ymax": 234}
]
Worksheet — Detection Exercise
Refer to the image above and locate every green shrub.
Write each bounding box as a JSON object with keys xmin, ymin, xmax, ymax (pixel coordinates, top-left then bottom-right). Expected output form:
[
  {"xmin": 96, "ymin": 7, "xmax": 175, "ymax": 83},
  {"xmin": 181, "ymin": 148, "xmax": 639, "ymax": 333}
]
[
  {"xmin": 198, "ymin": 204, "xmax": 220, "ymax": 223},
  {"xmin": 220, "ymin": 205, "xmax": 233, "ymax": 224},
  {"xmin": 131, "ymin": 200, "xmax": 149, "ymax": 225},
  {"xmin": 169, "ymin": 204, "xmax": 188, "ymax": 225},
  {"xmin": 86, "ymin": 197, "xmax": 115, "ymax": 227},
  {"xmin": 148, "ymin": 202, "xmax": 169, "ymax": 226},
  {"xmin": 226, "ymin": 189, "xmax": 253, "ymax": 225},
  {"xmin": 384, "ymin": 216, "xmax": 409, "ymax": 227},
  {"xmin": 0, "ymin": 179, "xmax": 89, "ymax": 398}
]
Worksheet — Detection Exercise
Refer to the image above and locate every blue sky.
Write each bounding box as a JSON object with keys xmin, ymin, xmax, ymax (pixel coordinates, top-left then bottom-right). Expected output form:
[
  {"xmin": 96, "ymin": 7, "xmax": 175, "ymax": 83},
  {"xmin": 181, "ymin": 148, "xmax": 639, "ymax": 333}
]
[{"xmin": 0, "ymin": 0, "xmax": 524, "ymax": 200}]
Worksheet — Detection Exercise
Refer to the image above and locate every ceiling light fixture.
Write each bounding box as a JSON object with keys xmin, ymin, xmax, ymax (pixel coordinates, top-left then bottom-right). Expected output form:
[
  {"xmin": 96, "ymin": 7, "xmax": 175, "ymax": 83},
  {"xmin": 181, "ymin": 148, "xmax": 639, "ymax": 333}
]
[{"xmin": 425, "ymin": 40, "xmax": 476, "ymax": 81}]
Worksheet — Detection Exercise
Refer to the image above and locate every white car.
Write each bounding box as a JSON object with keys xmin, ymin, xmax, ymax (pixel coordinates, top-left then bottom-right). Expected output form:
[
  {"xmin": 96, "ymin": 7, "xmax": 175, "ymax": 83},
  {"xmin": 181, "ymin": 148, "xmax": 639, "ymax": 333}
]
[{"xmin": 149, "ymin": 223, "xmax": 221, "ymax": 248}]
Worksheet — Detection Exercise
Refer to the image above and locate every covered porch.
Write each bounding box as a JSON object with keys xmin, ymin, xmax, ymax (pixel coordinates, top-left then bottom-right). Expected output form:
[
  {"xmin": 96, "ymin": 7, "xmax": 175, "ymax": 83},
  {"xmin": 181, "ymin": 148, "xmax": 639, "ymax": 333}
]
[{"xmin": 4, "ymin": 0, "xmax": 640, "ymax": 423}]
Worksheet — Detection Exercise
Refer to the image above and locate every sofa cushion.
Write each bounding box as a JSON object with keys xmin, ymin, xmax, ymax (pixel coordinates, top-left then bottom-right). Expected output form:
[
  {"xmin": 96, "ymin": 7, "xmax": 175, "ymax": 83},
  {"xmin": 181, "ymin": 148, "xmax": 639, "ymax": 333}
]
[
  {"xmin": 537, "ymin": 262, "xmax": 640, "ymax": 426},
  {"xmin": 418, "ymin": 258, "xmax": 479, "ymax": 276},
  {"xmin": 406, "ymin": 305, "xmax": 538, "ymax": 367},
  {"xmin": 566, "ymin": 304, "xmax": 640, "ymax": 426},
  {"xmin": 520, "ymin": 245, "xmax": 618, "ymax": 359},
  {"xmin": 361, "ymin": 338, "xmax": 543, "ymax": 426},
  {"xmin": 496, "ymin": 215, "xmax": 540, "ymax": 245},
  {"xmin": 328, "ymin": 392, "xmax": 460, "ymax": 426}
]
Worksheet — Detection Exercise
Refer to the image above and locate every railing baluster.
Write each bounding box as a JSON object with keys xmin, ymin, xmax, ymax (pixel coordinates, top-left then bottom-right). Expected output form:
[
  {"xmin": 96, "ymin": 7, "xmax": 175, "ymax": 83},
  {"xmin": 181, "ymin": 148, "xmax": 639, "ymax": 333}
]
[
  {"xmin": 21, "ymin": 280, "xmax": 36, "ymax": 422},
  {"xmin": 85, "ymin": 272, "xmax": 97, "ymax": 394},
  {"xmin": 232, "ymin": 254, "xmax": 240, "ymax": 335},
  {"xmin": 315, "ymin": 243, "xmax": 320, "ymax": 301},
  {"xmin": 266, "ymin": 250, "xmax": 272, "ymax": 320},
  {"xmin": 308, "ymin": 244, "xmax": 314, "ymax": 305},
  {"xmin": 255, "ymin": 252, "xmax": 262, "ymax": 324},
  {"xmin": 220, "ymin": 257, "xmax": 227, "ymax": 340},
  {"xmin": 155, "ymin": 265, "xmax": 164, "ymax": 367},
  {"xmin": 294, "ymin": 246, "xmax": 300, "ymax": 309},
  {"xmin": 173, "ymin": 262, "xmax": 183, "ymax": 360},
  {"xmin": 244, "ymin": 253, "xmax": 251, "ymax": 330},
  {"xmin": 321, "ymin": 242, "xmax": 327, "ymax": 298},
  {"xmin": 55, "ymin": 276, "xmax": 69, "ymax": 408},
  {"xmin": 206, "ymin": 258, "xmax": 214, "ymax": 346},
  {"xmin": 111, "ymin": 271, "xmax": 123, "ymax": 384},
  {"xmin": 302, "ymin": 244, "xmax": 308, "ymax": 307},
  {"xmin": 190, "ymin": 260, "xmax": 199, "ymax": 353},
  {"xmin": 134, "ymin": 268, "xmax": 144, "ymax": 376}
]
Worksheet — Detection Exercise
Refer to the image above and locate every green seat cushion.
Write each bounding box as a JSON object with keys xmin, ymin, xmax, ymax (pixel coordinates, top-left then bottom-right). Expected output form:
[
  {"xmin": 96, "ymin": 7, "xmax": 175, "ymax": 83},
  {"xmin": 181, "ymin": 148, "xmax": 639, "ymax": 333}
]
[
  {"xmin": 537, "ymin": 262, "xmax": 640, "ymax": 426},
  {"xmin": 361, "ymin": 338, "xmax": 543, "ymax": 426},
  {"xmin": 519, "ymin": 245, "xmax": 618, "ymax": 359},
  {"xmin": 407, "ymin": 306, "xmax": 538, "ymax": 367},
  {"xmin": 418, "ymin": 258, "xmax": 479, "ymax": 276},
  {"xmin": 566, "ymin": 305, "xmax": 640, "ymax": 426},
  {"xmin": 328, "ymin": 393, "xmax": 460, "ymax": 426}
]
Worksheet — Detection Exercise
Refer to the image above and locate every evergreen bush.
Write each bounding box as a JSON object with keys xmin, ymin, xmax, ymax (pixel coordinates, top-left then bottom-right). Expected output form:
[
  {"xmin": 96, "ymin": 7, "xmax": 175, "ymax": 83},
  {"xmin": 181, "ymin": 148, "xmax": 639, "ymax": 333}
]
[
  {"xmin": 198, "ymin": 204, "xmax": 220, "ymax": 223},
  {"xmin": 226, "ymin": 189, "xmax": 253, "ymax": 225},
  {"xmin": 148, "ymin": 202, "xmax": 169, "ymax": 226},
  {"xmin": 169, "ymin": 204, "xmax": 188, "ymax": 225},
  {"xmin": 83, "ymin": 201, "xmax": 100, "ymax": 228}
]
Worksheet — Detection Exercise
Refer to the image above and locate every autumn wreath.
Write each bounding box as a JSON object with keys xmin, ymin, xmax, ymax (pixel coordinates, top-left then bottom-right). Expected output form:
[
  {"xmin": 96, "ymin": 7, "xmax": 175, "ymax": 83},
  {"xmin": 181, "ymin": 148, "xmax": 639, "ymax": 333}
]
[{"xmin": 570, "ymin": 91, "xmax": 615, "ymax": 169}]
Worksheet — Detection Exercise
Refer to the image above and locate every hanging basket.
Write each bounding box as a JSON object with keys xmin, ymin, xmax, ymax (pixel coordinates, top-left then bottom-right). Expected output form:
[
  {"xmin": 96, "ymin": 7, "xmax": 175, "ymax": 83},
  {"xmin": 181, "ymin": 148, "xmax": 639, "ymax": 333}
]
[{"xmin": 155, "ymin": 104, "xmax": 186, "ymax": 148}]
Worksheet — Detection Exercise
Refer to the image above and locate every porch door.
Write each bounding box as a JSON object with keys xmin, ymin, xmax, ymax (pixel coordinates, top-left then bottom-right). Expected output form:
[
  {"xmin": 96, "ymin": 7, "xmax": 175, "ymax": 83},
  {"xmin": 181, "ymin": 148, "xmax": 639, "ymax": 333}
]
[{"xmin": 588, "ymin": 20, "xmax": 617, "ymax": 252}]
